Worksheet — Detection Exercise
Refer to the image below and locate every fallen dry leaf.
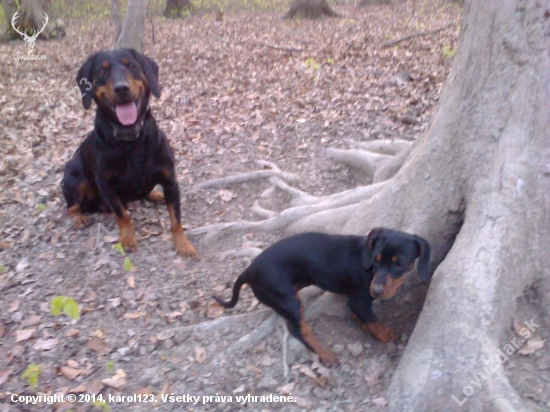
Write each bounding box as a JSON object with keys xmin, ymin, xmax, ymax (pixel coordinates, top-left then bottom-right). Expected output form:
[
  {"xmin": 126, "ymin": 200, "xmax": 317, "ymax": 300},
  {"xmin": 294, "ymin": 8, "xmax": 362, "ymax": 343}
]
[
  {"xmin": 245, "ymin": 364, "xmax": 263, "ymax": 375},
  {"xmin": 134, "ymin": 387, "xmax": 154, "ymax": 396},
  {"xmin": 83, "ymin": 290, "xmax": 96, "ymax": 302},
  {"xmin": 124, "ymin": 311, "xmax": 144, "ymax": 319},
  {"xmin": 21, "ymin": 315, "xmax": 42, "ymax": 327},
  {"xmin": 85, "ymin": 377, "xmax": 104, "ymax": 395},
  {"xmin": 156, "ymin": 330, "xmax": 175, "ymax": 341},
  {"xmin": 246, "ymin": 297, "xmax": 260, "ymax": 312},
  {"xmin": 207, "ymin": 302, "xmax": 224, "ymax": 319},
  {"xmin": 33, "ymin": 338, "xmax": 59, "ymax": 351},
  {"xmin": 512, "ymin": 319, "xmax": 535, "ymax": 340},
  {"xmin": 8, "ymin": 300, "xmax": 20, "ymax": 313},
  {"xmin": 87, "ymin": 337, "xmax": 108, "ymax": 355},
  {"xmin": 167, "ymin": 311, "xmax": 183, "ymax": 319},
  {"xmin": 0, "ymin": 368, "xmax": 13, "ymax": 386},
  {"xmin": 0, "ymin": 321, "xmax": 5, "ymax": 338},
  {"xmin": 373, "ymin": 397, "xmax": 389, "ymax": 406},
  {"xmin": 101, "ymin": 369, "xmax": 126, "ymax": 390},
  {"xmin": 294, "ymin": 396, "xmax": 313, "ymax": 408},
  {"xmin": 67, "ymin": 360, "xmax": 79, "ymax": 368},
  {"xmin": 218, "ymin": 189, "xmax": 235, "ymax": 202},
  {"xmin": 60, "ymin": 366, "xmax": 82, "ymax": 380},
  {"xmin": 293, "ymin": 364, "xmax": 318, "ymax": 380},
  {"xmin": 66, "ymin": 328, "xmax": 80, "ymax": 337},
  {"xmin": 173, "ymin": 258, "xmax": 187, "ymax": 272},
  {"xmin": 518, "ymin": 335, "xmax": 546, "ymax": 356},
  {"xmin": 195, "ymin": 346, "xmax": 206, "ymax": 364},
  {"xmin": 14, "ymin": 329, "xmax": 35, "ymax": 342},
  {"xmin": 127, "ymin": 274, "xmax": 135, "ymax": 288},
  {"xmin": 277, "ymin": 382, "xmax": 294, "ymax": 394},
  {"xmin": 68, "ymin": 384, "xmax": 86, "ymax": 393},
  {"xmin": 92, "ymin": 329, "xmax": 106, "ymax": 339}
]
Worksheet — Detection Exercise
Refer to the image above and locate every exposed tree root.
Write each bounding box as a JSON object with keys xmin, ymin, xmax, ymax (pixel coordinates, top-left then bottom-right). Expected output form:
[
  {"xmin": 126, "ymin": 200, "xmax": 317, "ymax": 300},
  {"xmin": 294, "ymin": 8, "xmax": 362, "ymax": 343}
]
[
  {"xmin": 352, "ymin": 139, "xmax": 412, "ymax": 156},
  {"xmin": 158, "ymin": 309, "xmax": 271, "ymax": 338},
  {"xmin": 208, "ymin": 313, "xmax": 279, "ymax": 369},
  {"xmin": 189, "ymin": 140, "xmax": 402, "ymax": 237},
  {"xmin": 326, "ymin": 148, "xmax": 392, "ymax": 182},
  {"xmin": 193, "ymin": 160, "xmax": 298, "ymax": 190},
  {"xmin": 187, "ymin": 182, "xmax": 385, "ymax": 236}
]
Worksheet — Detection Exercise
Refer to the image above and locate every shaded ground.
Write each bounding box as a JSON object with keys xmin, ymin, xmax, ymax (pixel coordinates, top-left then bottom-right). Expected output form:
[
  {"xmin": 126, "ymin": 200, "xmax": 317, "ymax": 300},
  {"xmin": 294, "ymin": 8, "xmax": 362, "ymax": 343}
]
[{"xmin": 3, "ymin": 4, "xmax": 545, "ymax": 412}]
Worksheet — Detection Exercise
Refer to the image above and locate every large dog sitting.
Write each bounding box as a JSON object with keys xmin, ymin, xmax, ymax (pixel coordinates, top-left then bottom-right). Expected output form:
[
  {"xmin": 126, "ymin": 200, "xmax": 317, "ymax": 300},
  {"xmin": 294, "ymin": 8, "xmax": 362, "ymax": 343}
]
[{"xmin": 61, "ymin": 48, "xmax": 197, "ymax": 258}]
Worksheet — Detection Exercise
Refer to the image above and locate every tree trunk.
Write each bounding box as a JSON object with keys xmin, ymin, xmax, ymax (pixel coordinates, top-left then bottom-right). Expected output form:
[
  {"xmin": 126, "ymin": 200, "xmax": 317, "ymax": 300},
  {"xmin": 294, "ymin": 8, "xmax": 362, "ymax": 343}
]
[
  {"xmin": 4, "ymin": 0, "xmax": 60, "ymax": 41},
  {"xmin": 111, "ymin": 0, "xmax": 123, "ymax": 43},
  {"xmin": 288, "ymin": 1, "xmax": 549, "ymax": 409},
  {"xmin": 1, "ymin": 0, "xmax": 17, "ymax": 38},
  {"xmin": 163, "ymin": 0, "xmax": 192, "ymax": 18},
  {"xmin": 117, "ymin": 0, "xmax": 147, "ymax": 53},
  {"xmin": 283, "ymin": 0, "xmax": 340, "ymax": 20}
]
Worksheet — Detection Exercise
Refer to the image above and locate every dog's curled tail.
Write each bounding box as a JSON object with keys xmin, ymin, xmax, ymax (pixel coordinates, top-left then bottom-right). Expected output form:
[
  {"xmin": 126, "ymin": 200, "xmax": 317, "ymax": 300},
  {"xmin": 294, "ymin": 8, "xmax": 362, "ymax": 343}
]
[{"xmin": 213, "ymin": 272, "xmax": 248, "ymax": 309}]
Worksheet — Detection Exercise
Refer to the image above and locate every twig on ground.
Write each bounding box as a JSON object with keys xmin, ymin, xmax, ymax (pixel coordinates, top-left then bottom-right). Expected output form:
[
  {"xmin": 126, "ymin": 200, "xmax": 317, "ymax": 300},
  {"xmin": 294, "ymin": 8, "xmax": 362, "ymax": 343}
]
[{"xmin": 380, "ymin": 23, "xmax": 455, "ymax": 49}]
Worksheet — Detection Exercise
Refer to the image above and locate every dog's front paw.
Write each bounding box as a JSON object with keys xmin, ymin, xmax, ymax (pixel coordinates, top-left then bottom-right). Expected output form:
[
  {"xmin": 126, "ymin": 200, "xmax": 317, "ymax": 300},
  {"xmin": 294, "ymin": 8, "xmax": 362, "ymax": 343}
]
[
  {"xmin": 177, "ymin": 243, "xmax": 198, "ymax": 259},
  {"xmin": 318, "ymin": 351, "xmax": 340, "ymax": 368},
  {"xmin": 172, "ymin": 227, "xmax": 198, "ymax": 259},
  {"xmin": 72, "ymin": 214, "xmax": 92, "ymax": 228},
  {"xmin": 120, "ymin": 231, "xmax": 137, "ymax": 252},
  {"xmin": 365, "ymin": 322, "xmax": 397, "ymax": 343}
]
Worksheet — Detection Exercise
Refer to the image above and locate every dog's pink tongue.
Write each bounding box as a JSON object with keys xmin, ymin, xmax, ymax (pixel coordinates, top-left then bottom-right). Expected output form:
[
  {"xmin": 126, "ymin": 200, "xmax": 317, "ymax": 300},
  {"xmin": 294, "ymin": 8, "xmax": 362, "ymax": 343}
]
[{"xmin": 115, "ymin": 103, "xmax": 138, "ymax": 126}]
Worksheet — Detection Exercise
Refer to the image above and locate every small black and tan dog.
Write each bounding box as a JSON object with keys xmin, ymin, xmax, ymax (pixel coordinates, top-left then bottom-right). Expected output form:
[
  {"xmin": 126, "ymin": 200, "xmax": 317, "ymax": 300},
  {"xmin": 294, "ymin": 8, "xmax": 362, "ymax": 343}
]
[
  {"xmin": 61, "ymin": 48, "xmax": 197, "ymax": 257},
  {"xmin": 214, "ymin": 228, "xmax": 431, "ymax": 367}
]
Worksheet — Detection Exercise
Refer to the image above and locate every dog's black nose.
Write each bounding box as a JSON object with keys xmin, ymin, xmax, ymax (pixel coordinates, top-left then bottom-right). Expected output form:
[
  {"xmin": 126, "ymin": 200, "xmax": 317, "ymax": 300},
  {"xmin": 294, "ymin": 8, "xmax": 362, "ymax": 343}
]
[
  {"xmin": 371, "ymin": 284, "xmax": 385, "ymax": 297},
  {"xmin": 114, "ymin": 81, "xmax": 130, "ymax": 94}
]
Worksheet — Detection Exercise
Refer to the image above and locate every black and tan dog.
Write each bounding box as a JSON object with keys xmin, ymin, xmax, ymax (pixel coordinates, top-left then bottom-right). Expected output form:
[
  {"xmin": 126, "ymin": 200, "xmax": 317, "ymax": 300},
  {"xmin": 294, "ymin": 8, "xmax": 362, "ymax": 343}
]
[
  {"xmin": 61, "ymin": 48, "xmax": 197, "ymax": 257},
  {"xmin": 214, "ymin": 228, "xmax": 431, "ymax": 367}
]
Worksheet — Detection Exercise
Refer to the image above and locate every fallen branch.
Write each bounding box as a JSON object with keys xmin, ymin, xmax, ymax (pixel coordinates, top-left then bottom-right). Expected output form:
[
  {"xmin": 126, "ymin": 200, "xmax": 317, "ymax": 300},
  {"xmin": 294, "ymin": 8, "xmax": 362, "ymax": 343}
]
[
  {"xmin": 251, "ymin": 42, "xmax": 306, "ymax": 53},
  {"xmin": 380, "ymin": 23, "xmax": 455, "ymax": 49}
]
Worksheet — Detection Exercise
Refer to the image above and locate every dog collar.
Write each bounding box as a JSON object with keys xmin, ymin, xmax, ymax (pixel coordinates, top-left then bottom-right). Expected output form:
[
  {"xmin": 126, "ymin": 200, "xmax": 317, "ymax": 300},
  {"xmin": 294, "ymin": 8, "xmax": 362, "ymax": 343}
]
[{"xmin": 113, "ymin": 119, "xmax": 144, "ymax": 141}]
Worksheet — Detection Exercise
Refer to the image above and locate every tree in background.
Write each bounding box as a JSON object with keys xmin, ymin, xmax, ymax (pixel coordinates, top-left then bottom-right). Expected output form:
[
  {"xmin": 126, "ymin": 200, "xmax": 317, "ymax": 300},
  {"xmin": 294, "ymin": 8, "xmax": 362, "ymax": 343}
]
[
  {"xmin": 116, "ymin": 0, "xmax": 147, "ymax": 53},
  {"xmin": 283, "ymin": 0, "xmax": 340, "ymax": 19},
  {"xmin": 1, "ymin": 0, "xmax": 64, "ymax": 41}
]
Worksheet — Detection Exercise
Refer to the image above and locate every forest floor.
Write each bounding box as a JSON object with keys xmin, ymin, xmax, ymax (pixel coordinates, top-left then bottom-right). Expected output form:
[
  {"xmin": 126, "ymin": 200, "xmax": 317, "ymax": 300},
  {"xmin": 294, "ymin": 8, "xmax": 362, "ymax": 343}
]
[{"xmin": 2, "ymin": 4, "xmax": 545, "ymax": 412}]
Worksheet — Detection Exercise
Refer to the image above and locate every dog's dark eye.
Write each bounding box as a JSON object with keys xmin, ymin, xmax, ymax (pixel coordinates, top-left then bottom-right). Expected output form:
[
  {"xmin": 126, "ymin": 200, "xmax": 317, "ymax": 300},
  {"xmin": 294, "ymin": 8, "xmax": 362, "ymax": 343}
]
[
  {"xmin": 98, "ymin": 67, "xmax": 110, "ymax": 76},
  {"xmin": 128, "ymin": 62, "xmax": 137, "ymax": 70}
]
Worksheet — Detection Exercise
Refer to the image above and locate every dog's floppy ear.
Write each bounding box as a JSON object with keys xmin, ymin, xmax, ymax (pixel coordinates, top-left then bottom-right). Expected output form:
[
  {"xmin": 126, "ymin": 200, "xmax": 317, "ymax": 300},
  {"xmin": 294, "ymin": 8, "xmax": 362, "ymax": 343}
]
[
  {"xmin": 76, "ymin": 54, "xmax": 96, "ymax": 110},
  {"xmin": 361, "ymin": 228, "xmax": 381, "ymax": 269},
  {"xmin": 126, "ymin": 48, "xmax": 161, "ymax": 98},
  {"xmin": 413, "ymin": 235, "xmax": 431, "ymax": 282}
]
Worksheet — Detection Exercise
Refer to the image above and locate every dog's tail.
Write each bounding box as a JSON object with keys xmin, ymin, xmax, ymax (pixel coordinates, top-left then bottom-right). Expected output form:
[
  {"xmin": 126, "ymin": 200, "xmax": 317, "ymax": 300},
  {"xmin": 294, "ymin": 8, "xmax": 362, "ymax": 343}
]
[{"xmin": 213, "ymin": 270, "xmax": 249, "ymax": 309}]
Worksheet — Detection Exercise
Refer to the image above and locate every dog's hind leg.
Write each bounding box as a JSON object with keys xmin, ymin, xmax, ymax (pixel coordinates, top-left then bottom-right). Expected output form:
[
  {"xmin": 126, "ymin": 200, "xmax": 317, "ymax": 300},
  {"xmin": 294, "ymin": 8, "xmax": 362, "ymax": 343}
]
[
  {"xmin": 62, "ymin": 157, "xmax": 95, "ymax": 228},
  {"xmin": 280, "ymin": 294, "xmax": 339, "ymax": 368}
]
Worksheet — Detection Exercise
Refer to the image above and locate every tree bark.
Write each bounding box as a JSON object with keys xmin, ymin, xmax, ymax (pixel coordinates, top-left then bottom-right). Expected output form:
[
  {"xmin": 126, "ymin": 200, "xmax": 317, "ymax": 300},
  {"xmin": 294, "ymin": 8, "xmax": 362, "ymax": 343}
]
[
  {"xmin": 163, "ymin": 0, "xmax": 192, "ymax": 18},
  {"xmin": 0, "ymin": 0, "xmax": 17, "ymax": 38},
  {"xmin": 3, "ymin": 0, "xmax": 59, "ymax": 40},
  {"xmin": 117, "ymin": 0, "xmax": 147, "ymax": 53},
  {"xmin": 283, "ymin": 0, "xmax": 340, "ymax": 20},
  {"xmin": 111, "ymin": 0, "xmax": 123, "ymax": 44},
  {"xmin": 286, "ymin": 1, "xmax": 549, "ymax": 409}
]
